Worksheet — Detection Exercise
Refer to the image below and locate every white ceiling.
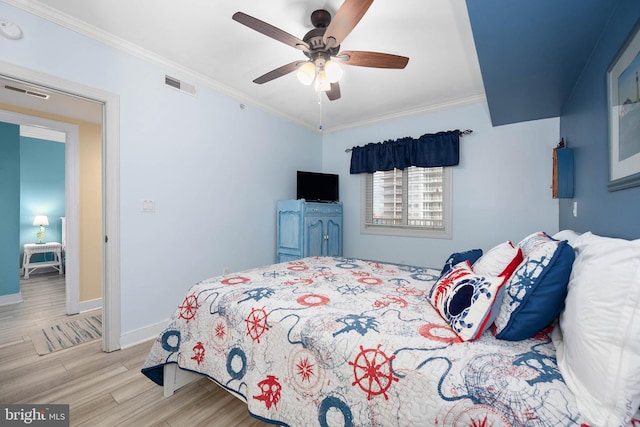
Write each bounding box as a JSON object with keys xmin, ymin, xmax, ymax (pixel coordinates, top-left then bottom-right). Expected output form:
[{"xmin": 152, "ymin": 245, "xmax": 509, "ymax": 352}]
[{"xmin": 1, "ymin": 0, "xmax": 485, "ymax": 133}]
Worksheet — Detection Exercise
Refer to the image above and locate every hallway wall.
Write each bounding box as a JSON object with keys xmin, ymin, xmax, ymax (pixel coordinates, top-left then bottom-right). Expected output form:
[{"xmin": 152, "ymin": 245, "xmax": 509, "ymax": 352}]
[{"xmin": 0, "ymin": 122, "xmax": 20, "ymax": 303}]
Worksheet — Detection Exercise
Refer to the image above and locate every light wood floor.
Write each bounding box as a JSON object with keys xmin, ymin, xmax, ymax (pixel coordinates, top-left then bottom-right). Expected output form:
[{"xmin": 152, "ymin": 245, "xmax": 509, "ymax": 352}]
[{"xmin": 0, "ymin": 272, "xmax": 269, "ymax": 426}]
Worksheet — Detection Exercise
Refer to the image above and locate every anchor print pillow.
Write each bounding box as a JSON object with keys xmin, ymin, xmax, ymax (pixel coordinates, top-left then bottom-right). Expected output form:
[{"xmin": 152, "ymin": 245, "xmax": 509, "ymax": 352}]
[{"xmin": 493, "ymin": 232, "xmax": 575, "ymax": 341}]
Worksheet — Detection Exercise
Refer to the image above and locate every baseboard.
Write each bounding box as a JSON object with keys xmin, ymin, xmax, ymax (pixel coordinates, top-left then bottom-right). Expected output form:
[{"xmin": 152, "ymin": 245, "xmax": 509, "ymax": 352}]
[
  {"xmin": 0, "ymin": 292, "xmax": 23, "ymax": 307},
  {"xmin": 120, "ymin": 318, "xmax": 169, "ymax": 349},
  {"xmin": 78, "ymin": 298, "xmax": 101, "ymax": 313}
]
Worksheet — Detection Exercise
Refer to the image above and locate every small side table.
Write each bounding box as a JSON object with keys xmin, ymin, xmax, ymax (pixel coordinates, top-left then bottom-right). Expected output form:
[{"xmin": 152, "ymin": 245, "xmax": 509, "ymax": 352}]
[{"xmin": 22, "ymin": 242, "xmax": 63, "ymax": 279}]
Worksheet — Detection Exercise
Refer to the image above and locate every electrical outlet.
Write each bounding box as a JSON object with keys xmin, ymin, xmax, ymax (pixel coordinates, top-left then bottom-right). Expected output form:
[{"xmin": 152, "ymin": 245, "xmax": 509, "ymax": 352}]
[
  {"xmin": 573, "ymin": 201, "xmax": 578, "ymax": 217},
  {"xmin": 223, "ymin": 266, "xmax": 230, "ymax": 275}
]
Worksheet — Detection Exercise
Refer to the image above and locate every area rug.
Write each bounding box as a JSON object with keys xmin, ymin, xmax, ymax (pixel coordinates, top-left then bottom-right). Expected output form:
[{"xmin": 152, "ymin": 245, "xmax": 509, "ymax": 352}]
[{"xmin": 30, "ymin": 311, "xmax": 102, "ymax": 355}]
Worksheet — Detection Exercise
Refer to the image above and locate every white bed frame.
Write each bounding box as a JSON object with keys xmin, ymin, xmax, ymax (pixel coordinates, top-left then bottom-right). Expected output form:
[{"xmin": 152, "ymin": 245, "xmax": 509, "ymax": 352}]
[
  {"xmin": 162, "ymin": 364, "xmax": 202, "ymax": 397},
  {"xmin": 162, "ymin": 364, "xmax": 248, "ymax": 403}
]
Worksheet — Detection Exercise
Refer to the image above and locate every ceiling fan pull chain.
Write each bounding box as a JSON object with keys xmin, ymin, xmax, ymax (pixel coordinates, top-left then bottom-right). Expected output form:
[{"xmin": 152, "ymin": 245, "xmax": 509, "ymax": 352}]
[{"xmin": 318, "ymin": 92, "xmax": 323, "ymax": 131}]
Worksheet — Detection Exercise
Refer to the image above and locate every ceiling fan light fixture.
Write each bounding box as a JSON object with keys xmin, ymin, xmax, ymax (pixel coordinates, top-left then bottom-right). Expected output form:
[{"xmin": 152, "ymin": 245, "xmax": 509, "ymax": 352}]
[
  {"xmin": 296, "ymin": 61, "xmax": 316, "ymax": 85},
  {"xmin": 314, "ymin": 70, "xmax": 331, "ymax": 92},
  {"xmin": 324, "ymin": 60, "xmax": 343, "ymax": 83},
  {"xmin": 234, "ymin": 2, "xmax": 408, "ymax": 102}
]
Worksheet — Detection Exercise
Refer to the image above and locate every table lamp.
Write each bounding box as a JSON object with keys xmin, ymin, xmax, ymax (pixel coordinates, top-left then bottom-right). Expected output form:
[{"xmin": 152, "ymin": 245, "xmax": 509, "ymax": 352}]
[{"xmin": 33, "ymin": 215, "xmax": 49, "ymax": 243}]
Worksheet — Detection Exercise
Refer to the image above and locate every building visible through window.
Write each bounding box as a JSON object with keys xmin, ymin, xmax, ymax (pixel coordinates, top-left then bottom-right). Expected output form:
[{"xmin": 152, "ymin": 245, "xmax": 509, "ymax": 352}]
[{"xmin": 363, "ymin": 166, "xmax": 451, "ymax": 238}]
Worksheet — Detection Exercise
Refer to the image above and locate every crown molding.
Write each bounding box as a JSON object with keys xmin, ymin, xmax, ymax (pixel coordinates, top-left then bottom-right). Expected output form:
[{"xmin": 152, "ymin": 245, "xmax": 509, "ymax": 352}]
[{"xmin": 321, "ymin": 94, "xmax": 487, "ymax": 135}]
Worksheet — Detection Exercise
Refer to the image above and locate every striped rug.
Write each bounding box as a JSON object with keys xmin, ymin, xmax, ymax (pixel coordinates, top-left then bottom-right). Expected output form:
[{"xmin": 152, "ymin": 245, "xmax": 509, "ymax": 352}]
[{"xmin": 30, "ymin": 311, "xmax": 102, "ymax": 355}]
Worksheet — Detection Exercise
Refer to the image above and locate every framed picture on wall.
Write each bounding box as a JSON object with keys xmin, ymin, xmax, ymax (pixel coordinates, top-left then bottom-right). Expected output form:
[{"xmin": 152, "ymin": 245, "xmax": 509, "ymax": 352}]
[{"xmin": 607, "ymin": 19, "xmax": 640, "ymax": 191}]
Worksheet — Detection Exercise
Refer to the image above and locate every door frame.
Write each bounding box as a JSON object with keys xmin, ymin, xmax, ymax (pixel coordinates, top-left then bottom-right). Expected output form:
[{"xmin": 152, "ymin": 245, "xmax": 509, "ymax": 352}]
[
  {"xmin": 0, "ymin": 60, "xmax": 121, "ymax": 352},
  {"xmin": 0, "ymin": 111, "xmax": 81, "ymax": 314}
]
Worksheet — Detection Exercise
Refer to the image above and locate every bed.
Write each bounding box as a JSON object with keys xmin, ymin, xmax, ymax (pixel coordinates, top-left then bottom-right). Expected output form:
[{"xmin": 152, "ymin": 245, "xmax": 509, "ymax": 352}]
[{"xmin": 142, "ymin": 231, "xmax": 640, "ymax": 426}]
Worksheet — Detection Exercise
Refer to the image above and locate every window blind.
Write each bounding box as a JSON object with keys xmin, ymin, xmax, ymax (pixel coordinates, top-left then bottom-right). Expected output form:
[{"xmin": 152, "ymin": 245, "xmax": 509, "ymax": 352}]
[{"xmin": 365, "ymin": 166, "xmax": 445, "ymax": 229}]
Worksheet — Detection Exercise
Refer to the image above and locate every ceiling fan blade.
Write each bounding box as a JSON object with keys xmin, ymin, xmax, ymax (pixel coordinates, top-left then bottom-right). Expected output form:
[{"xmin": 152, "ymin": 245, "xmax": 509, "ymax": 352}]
[
  {"xmin": 336, "ymin": 51, "xmax": 409, "ymax": 69},
  {"xmin": 233, "ymin": 12, "xmax": 310, "ymax": 51},
  {"xmin": 325, "ymin": 82, "xmax": 341, "ymax": 101},
  {"xmin": 323, "ymin": 0, "xmax": 374, "ymax": 49},
  {"xmin": 253, "ymin": 61, "xmax": 306, "ymax": 84}
]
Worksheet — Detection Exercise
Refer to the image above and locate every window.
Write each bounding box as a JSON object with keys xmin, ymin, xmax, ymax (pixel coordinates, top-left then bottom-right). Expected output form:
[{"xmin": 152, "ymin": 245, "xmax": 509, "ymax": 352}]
[{"xmin": 361, "ymin": 166, "xmax": 451, "ymax": 238}]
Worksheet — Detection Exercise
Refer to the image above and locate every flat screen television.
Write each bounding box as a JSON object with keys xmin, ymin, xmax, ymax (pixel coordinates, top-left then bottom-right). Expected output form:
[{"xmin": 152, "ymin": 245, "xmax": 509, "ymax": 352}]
[{"xmin": 296, "ymin": 171, "xmax": 339, "ymax": 203}]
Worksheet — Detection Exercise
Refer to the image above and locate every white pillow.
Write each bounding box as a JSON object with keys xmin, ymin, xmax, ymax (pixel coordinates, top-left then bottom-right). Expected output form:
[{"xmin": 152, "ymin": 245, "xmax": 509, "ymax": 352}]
[
  {"xmin": 472, "ymin": 241, "xmax": 522, "ymax": 278},
  {"xmin": 552, "ymin": 232, "xmax": 640, "ymax": 426},
  {"xmin": 552, "ymin": 229, "xmax": 581, "ymax": 246}
]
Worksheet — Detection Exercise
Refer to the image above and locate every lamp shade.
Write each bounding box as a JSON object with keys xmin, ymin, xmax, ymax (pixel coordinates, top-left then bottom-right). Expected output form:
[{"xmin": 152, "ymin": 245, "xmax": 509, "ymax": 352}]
[
  {"xmin": 33, "ymin": 215, "xmax": 49, "ymax": 226},
  {"xmin": 324, "ymin": 60, "xmax": 343, "ymax": 83},
  {"xmin": 296, "ymin": 62, "xmax": 316, "ymax": 85},
  {"xmin": 314, "ymin": 70, "xmax": 331, "ymax": 92}
]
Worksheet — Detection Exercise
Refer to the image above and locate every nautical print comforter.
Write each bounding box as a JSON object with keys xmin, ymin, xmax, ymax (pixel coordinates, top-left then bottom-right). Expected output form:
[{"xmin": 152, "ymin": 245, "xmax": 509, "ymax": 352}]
[{"xmin": 141, "ymin": 256, "xmax": 637, "ymax": 426}]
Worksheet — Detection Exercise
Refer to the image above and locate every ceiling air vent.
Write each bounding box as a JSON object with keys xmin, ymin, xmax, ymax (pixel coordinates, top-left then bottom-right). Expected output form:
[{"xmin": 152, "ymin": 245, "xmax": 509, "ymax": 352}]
[
  {"xmin": 4, "ymin": 84, "xmax": 50, "ymax": 100},
  {"xmin": 164, "ymin": 75, "xmax": 197, "ymax": 96}
]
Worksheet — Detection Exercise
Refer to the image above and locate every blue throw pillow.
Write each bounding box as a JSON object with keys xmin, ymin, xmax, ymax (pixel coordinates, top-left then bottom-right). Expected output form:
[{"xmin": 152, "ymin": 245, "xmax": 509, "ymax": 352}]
[
  {"xmin": 493, "ymin": 235, "xmax": 575, "ymax": 341},
  {"xmin": 440, "ymin": 249, "xmax": 483, "ymax": 278}
]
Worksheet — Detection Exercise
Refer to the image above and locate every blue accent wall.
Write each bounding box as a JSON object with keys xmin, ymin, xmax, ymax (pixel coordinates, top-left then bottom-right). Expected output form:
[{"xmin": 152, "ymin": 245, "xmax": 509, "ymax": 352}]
[
  {"xmin": 466, "ymin": 0, "xmax": 619, "ymax": 127},
  {"xmin": 0, "ymin": 122, "xmax": 20, "ymax": 298},
  {"xmin": 20, "ymin": 136, "xmax": 65, "ymax": 264},
  {"xmin": 559, "ymin": 0, "xmax": 640, "ymax": 239}
]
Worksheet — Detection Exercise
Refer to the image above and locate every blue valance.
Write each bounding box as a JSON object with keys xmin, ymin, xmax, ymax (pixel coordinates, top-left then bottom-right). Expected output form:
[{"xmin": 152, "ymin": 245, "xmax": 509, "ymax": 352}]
[{"xmin": 349, "ymin": 130, "xmax": 460, "ymax": 174}]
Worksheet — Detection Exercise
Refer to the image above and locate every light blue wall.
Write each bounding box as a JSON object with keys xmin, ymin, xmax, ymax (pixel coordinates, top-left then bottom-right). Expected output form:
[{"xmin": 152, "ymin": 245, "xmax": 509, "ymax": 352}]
[
  {"xmin": 19, "ymin": 136, "xmax": 65, "ymax": 264},
  {"xmin": 0, "ymin": 122, "xmax": 20, "ymax": 298},
  {"xmin": 323, "ymin": 102, "xmax": 560, "ymax": 268},
  {"xmin": 559, "ymin": 0, "xmax": 640, "ymax": 239},
  {"xmin": 0, "ymin": 2, "xmax": 322, "ymax": 332}
]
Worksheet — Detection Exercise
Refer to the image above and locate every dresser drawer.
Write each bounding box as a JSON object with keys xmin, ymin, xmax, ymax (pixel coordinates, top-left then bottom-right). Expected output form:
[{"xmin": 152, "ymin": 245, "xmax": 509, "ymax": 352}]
[{"xmin": 304, "ymin": 203, "xmax": 342, "ymax": 215}]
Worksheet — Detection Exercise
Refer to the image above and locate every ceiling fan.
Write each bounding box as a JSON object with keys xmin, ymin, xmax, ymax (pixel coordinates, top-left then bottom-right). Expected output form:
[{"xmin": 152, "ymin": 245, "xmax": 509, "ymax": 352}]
[{"xmin": 232, "ymin": 0, "xmax": 409, "ymax": 101}]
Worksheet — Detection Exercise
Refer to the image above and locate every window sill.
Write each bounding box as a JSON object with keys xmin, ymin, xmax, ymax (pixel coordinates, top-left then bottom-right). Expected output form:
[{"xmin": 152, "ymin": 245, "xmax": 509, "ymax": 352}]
[{"xmin": 360, "ymin": 224, "xmax": 452, "ymax": 239}]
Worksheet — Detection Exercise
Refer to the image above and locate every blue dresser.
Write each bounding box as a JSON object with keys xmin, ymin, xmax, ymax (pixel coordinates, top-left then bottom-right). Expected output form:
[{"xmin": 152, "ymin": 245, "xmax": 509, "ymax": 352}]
[{"xmin": 276, "ymin": 200, "xmax": 343, "ymax": 263}]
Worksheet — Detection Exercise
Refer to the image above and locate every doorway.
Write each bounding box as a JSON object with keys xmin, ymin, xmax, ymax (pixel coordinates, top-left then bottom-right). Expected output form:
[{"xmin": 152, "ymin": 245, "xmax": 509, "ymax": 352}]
[
  {"xmin": 0, "ymin": 60, "xmax": 121, "ymax": 352},
  {"xmin": 0, "ymin": 114, "xmax": 82, "ymax": 316}
]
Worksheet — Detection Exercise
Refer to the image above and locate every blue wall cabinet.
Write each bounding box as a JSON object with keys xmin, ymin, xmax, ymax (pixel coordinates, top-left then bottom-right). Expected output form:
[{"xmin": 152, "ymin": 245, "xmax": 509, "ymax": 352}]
[
  {"xmin": 553, "ymin": 148, "xmax": 574, "ymax": 198},
  {"xmin": 276, "ymin": 200, "xmax": 343, "ymax": 262}
]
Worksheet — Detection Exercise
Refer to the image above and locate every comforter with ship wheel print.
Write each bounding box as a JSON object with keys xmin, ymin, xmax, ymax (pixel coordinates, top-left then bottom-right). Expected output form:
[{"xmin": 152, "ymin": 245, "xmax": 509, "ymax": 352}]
[{"xmin": 142, "ymin": 256, "xmax": 637, "ymax": 426}]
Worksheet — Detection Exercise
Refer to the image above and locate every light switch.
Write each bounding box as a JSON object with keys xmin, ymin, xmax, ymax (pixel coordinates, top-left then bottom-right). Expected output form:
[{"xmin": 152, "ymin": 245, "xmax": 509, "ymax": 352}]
[
  {"xmin": 142, "ymin": 199, "xmax": 155, "ymax": 213},
  {"xmin": 573, "ymin": 201, "xmax": 578, "ymax": 217}
]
